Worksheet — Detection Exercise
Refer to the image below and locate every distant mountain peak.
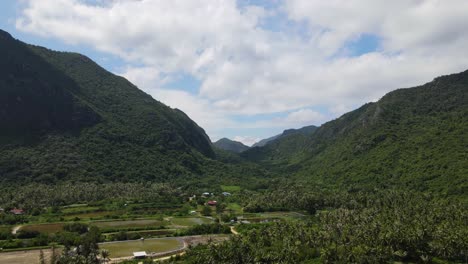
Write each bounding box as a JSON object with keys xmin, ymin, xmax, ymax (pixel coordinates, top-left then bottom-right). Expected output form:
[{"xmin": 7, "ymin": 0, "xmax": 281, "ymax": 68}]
[{"xmin": 213, "ymin": 138, "xmax": 250, "ymax": 153}]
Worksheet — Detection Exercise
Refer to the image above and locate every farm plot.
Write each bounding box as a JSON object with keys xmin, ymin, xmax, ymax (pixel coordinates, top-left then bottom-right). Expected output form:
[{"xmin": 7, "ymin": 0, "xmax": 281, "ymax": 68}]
[
  {"xmin": 91, "ymin": 219, "xmax": 166, "ymax": 231},
  {"xmin": 0, "ymin": 226, "xmax": 11, "ymax": 233},
  {"xmin": 20, "ymin": 223, "xmax": 65, "ymax": 234},
  {"xmin": 0, "ymin": 248, "xmax": 58, "ymax": 264},
  {"xmin": 170, "ymin": 217, "xmax": 212, "ymax": 227},
  {"xmin": 63, "ymin": 210, "xmax": 123, "ymax": 220},
  {"xmin": 100, "ymin": 238, "xmax": 182, "ymax": 258},
  {"xmin": 260, "ymin": 211, "xmax": 307, "ymax": 219},
  {"xmin": 62, "ymin": 205, "xmax": 100, "ymax": 214}
]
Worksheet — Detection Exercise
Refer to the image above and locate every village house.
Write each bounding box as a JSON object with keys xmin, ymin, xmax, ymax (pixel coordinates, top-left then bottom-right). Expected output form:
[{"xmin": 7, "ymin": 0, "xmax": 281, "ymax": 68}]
[
  {"xmin": 10, "ymin": 208, "xmax": 24, "ymax": 215},
  {"xmin": 207, "ymin": 200, "xmax": 217, "ymax": 206}
]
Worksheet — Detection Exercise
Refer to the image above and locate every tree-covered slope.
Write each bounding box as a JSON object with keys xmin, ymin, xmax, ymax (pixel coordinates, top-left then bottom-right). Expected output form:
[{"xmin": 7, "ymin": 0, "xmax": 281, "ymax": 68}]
[
  {"xmin": 243, "ymin": 70, "xmax": 468, "ymax": 196},
  {"xmin": 213, "ymin": 138, "xmax": 250, "ymax": 153},
  {"xmin": 0, "ymin": 29, "xmax": 218, "ymax": 183},
  {"xmin": 251, "ymin": 125, "xmax": 317, "ymax": 147}
]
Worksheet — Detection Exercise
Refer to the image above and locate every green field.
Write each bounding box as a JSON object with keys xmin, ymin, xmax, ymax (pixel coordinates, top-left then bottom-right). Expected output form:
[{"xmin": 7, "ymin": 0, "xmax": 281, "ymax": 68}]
[
  {"xmin": 220, "ymin": 185, "xmax": 241, "ymax": 192},
  {"xmin": 170, "ymin": 217, "xmax": 212, "ymax": 226},
  {"xmin": 20, "ymin": 223, "xmax": 65, "ymax": 234},
  {"xmin": 62, "ymin": 206, "xmax": 101, "ymax": 214},
  {"xmin": 259, "ymin": 212, "xmax": 306, "ymax": 219},
  {"xmin": 100, "ymin": 238, "xmax": 182, "ymax": 258},
  {"xmin": 64, "ymin": 210, "xmax": 123, "ymax": 220},
  {"xmin": 0, "ymin": 226, "xmax": 11, "ymax": 233},
  {"xmin": 226, "ymin": 203, "xmax": 242, "ymax": 213},
  {"xmin": 91, "ymin": 219, "xmax": 166, "ymax": 229}
]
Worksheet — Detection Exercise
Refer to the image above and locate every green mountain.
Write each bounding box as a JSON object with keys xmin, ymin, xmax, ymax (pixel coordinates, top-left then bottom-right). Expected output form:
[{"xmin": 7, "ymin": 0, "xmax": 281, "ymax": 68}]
[
  {"xmin": 0, "ymin": 29, "xmax": 219, "ymax": 183},
  {"xmin": 243, "ymin": 71, "xmax": 468, "ymax": 196},
  {"xmin": 213, "ymin": 138, "xmax": 250, "ymax": 153},
  {"xmin": 251, "ymin": 125, "xmax": 317, "ymax": 147}
]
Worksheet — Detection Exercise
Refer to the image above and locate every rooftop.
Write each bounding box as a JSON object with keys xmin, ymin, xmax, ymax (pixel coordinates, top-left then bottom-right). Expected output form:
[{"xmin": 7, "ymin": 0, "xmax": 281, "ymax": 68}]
[{"xmin": 133, "ymin": 251, "xmax": 147, "ymax": 257}]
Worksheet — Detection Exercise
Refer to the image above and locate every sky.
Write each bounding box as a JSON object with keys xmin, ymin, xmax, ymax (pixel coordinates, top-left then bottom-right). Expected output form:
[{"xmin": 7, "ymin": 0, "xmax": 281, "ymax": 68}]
[{"xmin": 2, "ymin": 0, "xmax": 468, "ymax": 146}]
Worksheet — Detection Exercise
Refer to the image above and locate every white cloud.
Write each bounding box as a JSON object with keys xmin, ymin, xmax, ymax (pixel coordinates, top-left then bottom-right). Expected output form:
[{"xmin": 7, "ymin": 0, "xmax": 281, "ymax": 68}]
[
  {"xmin": 120, "ymin": 66, "xmax": 168, "ymax": 89},
  {"xmin": 285, "ymin": 0, "xmax": 468, "ymax": 55},
  {"xmin": 233, "ymin": 136, "xmax": 260, "ymax": 146},
  {"xmin": 283, "ymin": 109, "xmax": 326, "ymax": 125},
  {"xmin": 134, "ymin": 86, "xmax": 236, "ymax": 140},
  {"xmin": 15, "ymin": 0, "xmax": 468, "ymax": 139}
]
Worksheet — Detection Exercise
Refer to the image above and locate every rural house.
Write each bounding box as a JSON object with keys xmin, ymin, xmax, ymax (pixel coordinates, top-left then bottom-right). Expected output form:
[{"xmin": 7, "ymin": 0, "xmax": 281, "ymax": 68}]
[{"xmin": 10, "ymin": 208, "xmax": 24, "ymax": 215}]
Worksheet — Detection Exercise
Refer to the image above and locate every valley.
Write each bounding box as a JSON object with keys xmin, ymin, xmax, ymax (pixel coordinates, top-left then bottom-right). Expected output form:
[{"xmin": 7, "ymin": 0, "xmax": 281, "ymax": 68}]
[{"xmin": 0, "ymin": 27, "xmax": 466, "ymax": 263}]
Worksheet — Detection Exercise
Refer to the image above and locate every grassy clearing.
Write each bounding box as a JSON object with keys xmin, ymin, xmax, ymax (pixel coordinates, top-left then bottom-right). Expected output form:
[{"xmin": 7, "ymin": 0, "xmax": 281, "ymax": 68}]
[
  {"xmin": 91, "ymin": 219, "xmax": 166, "ymax": 229},
  {"xmin": 62, "ymin": 204, "xmax": 88, "ymax": 208},
  {"xmin": 21, "ymin": 223, "xmax": 65, "ymax": 234},
  {"xmin": 220, "ymin": 185, "xmax": 241, "ymax": 192},
  {"xmin": 259, "ymin": 212, "xmax": 306, "ymax": 219},
  {"xmin": 238, "ymin": 213, "xmax": 260, "ymax": 218},
  {"xmin": 170, "ymin": 217, "xmax": 213, "ymax": 226},
  {"xmin": 100, "ymin": 238, "xmax": 182, "ymax": 258},
  {"xmin": 226, "ymin": 203, "xmax": 242, "ymax": 213}
]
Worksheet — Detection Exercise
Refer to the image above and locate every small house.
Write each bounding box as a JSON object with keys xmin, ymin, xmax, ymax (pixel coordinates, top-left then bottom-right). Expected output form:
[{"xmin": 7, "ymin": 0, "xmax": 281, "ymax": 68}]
[
  {"xmin": 10, "ymin": 208, "xmax": 24, "ymax": 215},
  {"xmin": 207, "ymin": 200, "xmax": 217, "ymax": 206},
  {"xmin": 133, "ymin": 251, "xmax": 147, "ymax": 259}
]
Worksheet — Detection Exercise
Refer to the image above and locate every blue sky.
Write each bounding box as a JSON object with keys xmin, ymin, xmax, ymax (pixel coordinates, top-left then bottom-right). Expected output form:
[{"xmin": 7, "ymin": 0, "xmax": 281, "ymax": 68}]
[{"xmin": 2, "ymin": 0, "xmax": 468, "ymax": 145}]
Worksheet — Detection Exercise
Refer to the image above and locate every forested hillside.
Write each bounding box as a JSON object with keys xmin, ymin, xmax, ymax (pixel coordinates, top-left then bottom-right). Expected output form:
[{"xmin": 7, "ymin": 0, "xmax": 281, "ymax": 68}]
[
  {"xmin": 0, "ymin": 29, "xmax": 268, "ymax": 185},
  {"xmin": 213, "ymin": 138, "xmax": 250, "ymax": 153},
  {"xmin": 243, "ymin": 70, "xmax": 468, "ymax": 197},
  {"xmin": 251, "ymin": 125, "xmax": 317, "ymax": 147}
]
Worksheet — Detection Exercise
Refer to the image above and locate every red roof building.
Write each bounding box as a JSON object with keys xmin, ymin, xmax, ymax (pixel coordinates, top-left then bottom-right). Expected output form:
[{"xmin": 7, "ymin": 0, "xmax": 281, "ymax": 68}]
[
  {"xmin": 10, "ymin": 208, "xmax": 24, "ymax": 215},
  {"xmin": 207, "ymin": 200, "xmax": 217, "ymax": 206}
]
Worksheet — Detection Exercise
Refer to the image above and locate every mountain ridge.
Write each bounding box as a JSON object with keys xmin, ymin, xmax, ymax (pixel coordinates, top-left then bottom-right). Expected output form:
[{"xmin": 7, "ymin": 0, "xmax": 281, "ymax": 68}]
[
  {"xmin": 252, "ymin": 125, "xmax": 318, "ymax": 147},
  {"xmin": 0, "ymin": 29, "xmax": 218, "ymax": 183},
  {"xmin": 213, "ymin": 138, "xmax": 250, "ymax": 153},
  {"xmin": 243, "ymin": 70, "xmax": 468, "ymax": 196}
]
